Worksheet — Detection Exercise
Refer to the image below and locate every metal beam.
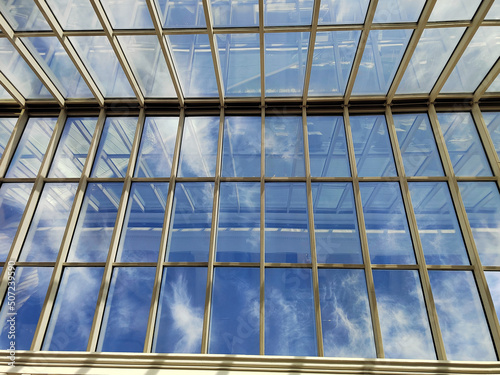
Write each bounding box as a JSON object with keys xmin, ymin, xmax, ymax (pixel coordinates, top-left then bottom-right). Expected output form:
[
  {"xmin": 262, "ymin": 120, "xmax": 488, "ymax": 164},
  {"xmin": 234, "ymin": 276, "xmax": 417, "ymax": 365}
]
[
  {"xmin": 0, "ymin": 70, "xmax": 24, "ymax": 105},
  {"xmin": 259, "ymin": 0, "xmax": 265, "ymax": 107},
  {"xmin": 302, "ymin": 0, "xmax": 322, "ymax": 106},
  {"xmin": 474, "ymin": 57, "xmax": 500, "ymax": 102}
]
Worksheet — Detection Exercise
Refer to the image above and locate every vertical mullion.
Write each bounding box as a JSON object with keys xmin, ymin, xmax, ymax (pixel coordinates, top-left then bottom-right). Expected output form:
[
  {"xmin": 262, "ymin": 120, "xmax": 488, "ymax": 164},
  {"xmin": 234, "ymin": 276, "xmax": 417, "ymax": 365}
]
[
  {"xmin": 260, "ymin": 106, "xmax": 265, "ymax": 355},
  {"xmin": 302, "ymin": 0, "xmax": 321, "ymax": 106},
  {"xmin": 0, "ymin": 110, "xmax": 28, "ymax": 177},
  {"xmin": 259, "ymin": 0, "xmax": 265, "ymax": 107}
]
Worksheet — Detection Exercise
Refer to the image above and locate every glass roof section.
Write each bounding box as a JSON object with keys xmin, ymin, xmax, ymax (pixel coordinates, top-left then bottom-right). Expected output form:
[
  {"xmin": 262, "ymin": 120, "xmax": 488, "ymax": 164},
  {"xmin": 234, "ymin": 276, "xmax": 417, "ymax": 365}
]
[
  {"xmin": 318, "ymin": 0, "xmax": 369, "ymax": 25},
  {"xmin": 46, "ymin": 0, "xmax": 102, "ymax": 30},
  {"xmin": 428, "ymin": 0, "xmax": 481, "ymax": 22}
]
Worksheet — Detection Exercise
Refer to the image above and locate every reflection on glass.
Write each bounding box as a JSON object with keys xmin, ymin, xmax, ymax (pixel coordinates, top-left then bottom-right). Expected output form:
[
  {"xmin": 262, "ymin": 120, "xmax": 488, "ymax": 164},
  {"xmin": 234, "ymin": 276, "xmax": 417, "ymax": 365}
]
[
  {"xmin": 118, "ymin": 35, "xmax": 176, "ymax": 97},
  {"xmin": 67, "ymin": 183, "xmax": 123, "ymax": 262},
  {"xmin": 135, "ymin": 117, "xmax": 178, "ymax": 177},
  {"xmin": 154, "ymin": 267, "xmax": 207, "ymax": 353},
  {"xmin": 0, "ymin": 183, "xmax": 33, "ymax": 262},
  {"xmin": 265, "ymin": 183, "xmax": 311, "ymax": 263},
  {"xmin": 157, "ymin": 0, "xmax": 206, "ymax": 28},
  {"xmin": 43, "ymin": 267, "xmax": 104, "ymax": 351},
  {"xmin": 373, "ymin": 0, "xmax": 425, "ymax": 23},
  {"xmin": 352, "ymin": 29, "xmax": 412, "ymax": 95},
  {"xmin": 318, "ymin": 0, "xmax": 369, "ymax": 24},
  {"xmin": 318, "ymin": 269, "xmax": 375, "ymax": 358},
  {"xmin": 429, "ymin": 271, "xmax": 496, "ymax": 360},
  {"xmin": 0, "ymin": 0, "xmax": 50, "ymax": 30},
  {"xmin": 429, "ymin": 0, "xmax": 481, "ymax": 21},
  {"xmin": 309, "ymin": 31, "xmax": 360, "ymax": 96},
  {"xmin": 100, "ymin": 0, "xmax": 154, "ymax": 29},
  {"xmin": 485, "ymin": 272, "xmax": 500, "ymax": 323},
  {"xmin": 265, "ymin": 116, "xmax": 305, "ymax": 177},
  {"xmin": 265, "ymin": 32, "xmax": 309, "ymax": 96},
  {"xmin": 209, "ymin": 267, "xmax": 259, "ymax": 354},
  {"xmin": 178, "ymin": 117, "xmax": 219, "ymax": 177},
  {"xmin": 373, "ymin": 270, "xmax": 435, "ymax": 359},
  {"xmin": 91, "ymin": 117, "xmax": 138, "ymax": 178},
  {"xmin": 217, "ymin": 34, "xmax": 260, "ymax": 97},
  {"xmin": 264, "ymin": 0, "xmax": 313, "ymax": 26},
  {"xmin": 46, "ymin": 0, "xmax": 102, "ymax": 30},
  {"xmin": 437, "ymin": 112, "xmax": 492, "ymax": 176},
  {"xmin": 482, "ymin": 112, "xmax": 500, "ymax": 159},
  {"xmin": 6, "ymin": 117, "xmax": 57, "ymax": 178},
  {"xmin": 394, "ymin": 113, "xmax": 443, "ymax": 176},
  {"xmin": 98, "ymin": 267, "xmax": 155, "ymax": 352},
  {"xmin": 0, "ymin": 117, "xmax": 17, "ymax": 157},
  {"xmin": 442, "ymin": 27, "xmax": 500, "ymax": 93},
  {"xmin": 398, "ymin": 28, "xmax": 464, "ymax": 94},
  {"xmin": 360, "ymin": 182, "xmax": 415, "ymax": 264},
  {"xmin": 116, "ymin": 182, "xmax": 168, "ymax": 262},
  {"xmin": 222, "ymin": 116, "xmax": 260, "ymax": 177},
  {"xmin": 211, "ymin": 0, "xmax": 258, "ymax": 27},
  {"xmin": 168, "ymin": 34, "xmax": 218, "ymax": 97},
  {"xmin": 19, "ymin": 183, "xmax": 77, "ymax": 262},
  {"xmin": 312, "ymin": 183, "xmax": 362, "ymax": 264},
  {"xmin": 265, "ymin": 268, "xmax": 316, "ymax": 356},
  {"xmin": 49, "ymin": 117, "xmax": 97, "ymax": 178},
  {"xmin": 166, "ymin": 182, "xmax": 214, "ymax": 262},
  {"xmin": 409, "ymin": 182, "xmax": 468, "ymax": 265},
  {"xmin": 217, "ymin": 183, "xmax": 260, "ymax": 262},
  {"xmin": 0, "ymin": 267, "xmax": 52, "ymax": 349},
  {"xmin": 458, "ymin": 182, "xmax": 500, "ymax": 266},
  {"xmin": 308, "ymin": 116, "xmax": 350, "ymax": 177},
  {"xmin": 350, "ymin": 115, "xmax": 396, "ymax": 177}
]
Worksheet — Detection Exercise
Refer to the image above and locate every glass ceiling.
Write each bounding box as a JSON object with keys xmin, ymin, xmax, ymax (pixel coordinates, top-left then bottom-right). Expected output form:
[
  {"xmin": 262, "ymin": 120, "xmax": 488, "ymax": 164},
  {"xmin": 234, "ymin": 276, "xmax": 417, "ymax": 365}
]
[{"xmin": 0, "ymin": 0, "xmax": 498, "ymax": 105}]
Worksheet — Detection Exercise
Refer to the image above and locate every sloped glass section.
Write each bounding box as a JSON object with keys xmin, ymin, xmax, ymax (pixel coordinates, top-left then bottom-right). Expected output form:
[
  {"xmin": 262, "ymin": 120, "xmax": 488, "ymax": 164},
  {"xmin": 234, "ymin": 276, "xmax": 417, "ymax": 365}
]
[
  {"xmin": 264, "ymin": 0, "xmax": 314, "ymax": 26},
  {"xmin": 429, "ymin": 0, "xmax": 481, "ymax": 21},
  {"xmin": 0, "ymin": 117, "xmax": 17, "ymax": 157},
  {"xmin": 46, "ymin": 0, "xmax": 102, "ymax": 30},
  {"xmin": 486, "ymin": 1, "xmax": 500, "ymax": 19},
  {"xmin": 211, "ymin": 0, "xmax": 258, "ymax": 27},
  {"xmin": 482, "ymin": 112, "xmax": 500, "ymax": 159},
  {"xmin": 157, "ymin": 0, "xmax": 206, "ymax": 28},
  {"xmin": 373, "ymin": 0, "xmax": 426, "ymax": 23},
  {"xmin": 101, "ymin": 0, "xmax": 154, "ymax": 29},
  {"xmin": 318, "ymin": 0, "xmax": 369, "ymax": 25},
  {"xmin": 487, "ymin": 74, "xmax": 500, "ymax": 93},
  {"xmin": 0, "ymin": 86, "xmax": 13, "ymax": 99},
  {"xmin": 0, "ymin": 0, "xmax": 50, "ymax": 30}
]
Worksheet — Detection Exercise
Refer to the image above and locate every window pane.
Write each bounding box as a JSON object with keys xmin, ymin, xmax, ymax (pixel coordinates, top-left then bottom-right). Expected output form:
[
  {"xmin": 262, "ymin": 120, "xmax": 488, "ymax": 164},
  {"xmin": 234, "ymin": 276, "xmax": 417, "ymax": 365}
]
[
  {"xmin": 265, "ymin": 268, "xmax": 316, "ymax": 356},
  {"xmin": 429, "ymin": 271, "xmax": 496, "ymax": 361},
  {"xmin": 318, "ymin": 0, "xmax": 369, "ymax": 25},
  {"xmin": 482, "ymin": 112, "xmax": 500, "ymax": 159},
  {"xmin": 67, "ymin": 183, "xmax": 123, "ymax": 262},
  {"xmin": 167, "ymin": 182, "xmax": 214, "ymax": 262},
  {"xmin": 360, "ymin": 182, "xmax": 415, "ymax": 264},
  {"xmin": 209, "ymin": 267, "xmax": 259, "ymax": 354},
  {"xmin": 211, "ymin": 0, "xmax": 259, "ymax": 27},
  {"xmin": 373, "ymin": 270, "xmax": 435, "ymax": 359},
  {"xmin": 46, "ymin": 0, "xmax": 102, "ymax": 30},
  {"xmin": 373, "ymin": 0, "xmax": 426, "ymax": 23},
  {"xmin": 0, "ymin": 118, "xmax": 17, "ymax": 158},
  {"xmin": 318, "ymin": 269, "xmax": 375, "ymax": 358},
  {"xmin": 265, "ymin": 116, "xmax": 305, "ymax": 177},
  {"xmin": 43, "ymin": 267, "xmax": 104, "ymax": 351},
  {"xmin": 157, "ymin": 0, "xmax": 206, "ymax": 28},
  {"xmin": 265, "ymin": 183, "xmax": 310, "ymax": 263},
  {"xmin": 153, "ymin": 267, "xmax": 207, "ymax": 353},
  {"xmin": 485, "ymin": 271, "xmax": 500, "ymax": 323},
  {"xmin": 312, "ymin": 183, "xmax": 362, "ymax": 264},
  {"xmin": 91, "ymin": 117, "xmax": 138, "ymax": 178},
  {"xmin": 19, "ymin": 183, "xmax": 77, "ymax": 262},
  {"xmin": 1, "ymin": 0, "xmax": 50, "ymax": 30},
  {"xmin": 350, "ymin": 115, "xmax": 396, "ymax": 177},
  {"xmin": 98, "ymin": 267, "xmax": 155, "ymax": 352},
  {"xmin": 49, "ymin": 117, "xmax": 97, "ymax": 178},
  {"xmin": 486, "ymin": 74, "xmax": 500, "ymax": 93},
  {"xmin": 134, "ymin": 117, "xmax": 178, "ymax": 178},
  {"xmin": 264, "ymin": 0, "xmax": 313, "ymax": 26},
  {"xmin": 429, "ymin": 0, "xmax": 481, "ymax": 21},
  {"xmin": 100, "ymin": 0, "xmax": 154, "ymax": 29}
]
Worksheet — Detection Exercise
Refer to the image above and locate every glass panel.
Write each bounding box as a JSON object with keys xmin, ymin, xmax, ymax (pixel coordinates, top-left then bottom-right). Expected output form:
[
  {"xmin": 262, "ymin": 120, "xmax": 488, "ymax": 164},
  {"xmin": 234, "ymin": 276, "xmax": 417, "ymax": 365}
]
[
  {"xmin": 0, "ymin": 86, "xmax": 13, "ymax": 99},
  {"xmin": 67, "ymin": 183, "xmax": 123, "ymax": 262},
  {"xmin": 442, "ymin": 27, "xmax": 500, "ymax": 93},
  {"xmin": 265, "ymin": 268, "xmax": 316, "ymax": 356},
  {"xmin": 318, "ymin": 269, "xmax": 375, "ymax": 358},
  {"xmin": 318, "ymin": 0, "xmax": 369, "ymax": 25},
  {"xmin": 100, "ymin": 0, "xmax": 154, "ymax": 29},
  {"xmin": 429, "ymin": 271, "xmax": 496, "ymax": 360},
  {"xmin": 157, "ymin": 0, "xmax": 206, "ymax": 28},
  {"xmin": 265, "ymin": 32, "xmax": 309, "ymax": 96},
  {"xmin": 373, "ymin": 270, "xmax": 435, "ymax": 359},
  {"xmin": 482, "ymin": 112, "xmax": 500, "ymax": 159},
  {"xmin": 43, "ymin": 267, "xmax": 104, "ymax": 351},
  {"xmin": 308, "ymin": 116, "xmax": 350, "ymax": 177},
  {"xmin": 177, "ymin": 117, "xmax": 219, "ymax": 177},
  {"xmin": 168, "ymin": 34, "xmax": 218, "ymax": 97},
  {"xmin": 397, "ymin": 28, "xmax": 464, "ymax": 94},
  {"xmin": 49, "ymin": 117, "xmax": 97, "ymax": 178},
  {"xmin": 393, "ymin": 113, "xmax": 444, "ymax": 176},
  {"xmin": 373, "ymin": 0, "xmax": 426, "ymax": 23},
  {"xmin": 6, "ymin": 117, "xmax": 57, "ymax": 178},
  {"xmin": 135, "ymin": 117, "xmax": 178, "ymax": 178},
  {"xmin": 429, "ymin": 0, "xmax": 481, "ymax": 21},
  {"xmin": 118, "ymin": 35, "xmax": 176, "ymax": 98},
  {"xmin": 265, "ymin": 183, "xmax": 311, "ymax": 263},
  {"xmin": 0, "ymin": 267, "xmax": 52, "ymax": 349},
  {"xmin": 0, "ymin": 0, "xmax": 50, "ymax": 30},
  {"xmin": 70, "ymin": 36, "xmax": 135, "ymax": 97},
  {"xmin": 309, "ymin": 31, "xmax": 360, "ymax": 96},
  {"xmin": 91, "ymin": 117, "xmax": 138, "ymax": 178},
  {"xmin": 23, "ymin": 37, "xmax": 92, "ymax": 98},
  {"xmin": 46, "ymin": 0, "xmax": 102, "ymax": 30},
  {"xmin": 487, "ymin": 1, "xmax": 500, "ymax": 19},
  {"xmin": 0, "ymin": 183, "xmax": 33, "ymax": 262},
  {"xmin": 352, "ymin": 29, "xmax": 412, "ymax": 95},
  {"xmin": 209, "ymin": 267, "xmax": 259, "ymax": 354},
  {"xmin": 350, "ymin": 115, "xmax": 397, "ymax": 177},
  {"xmin": 437, "ymin": 112, "xmax": 492, "ymax": 176},
  {"xmin": 409, "ymin": 182, "xmax": 468, "ymax": 265},
  {"xmin": 0, "ymin": 117, "xmax": 17, "ymax": 157},
  {"xmin": 116, "ymin": 182, "xmax": 168, "ymax": 262},
  {"xmin": 216, "ymin": 182, "xmax": 260, "ymax": 262},
  {"xmin": 486, "ymin": 74, "xmax": 500, "ymax": 93},
  {"xmin": 265, "ymin": 116, "xmax": 305, "ymax": 177},
  {"xmin": 312, "ymin": 183, "xmax": 362, "ymax": 264},
  {"xmin": 359, "ymin": 182, "xmax": 415, "ymax": 264},
  {"xmin": 211, "ymin": 0, "xmax": 258, "ymax": 27},
  {"xmin": 166, "ymin": 182, "xmax": 214, "ymax": 262},
  {"xmin": 98, "ymin": 267, "xmax": 155, "ymax": 352},
  {"xmin": 222, "ymin": 116, "xmax": 260, "ymax": 177},
  {"xmin": 264, "ymin": 0, "xmax": 313, "ymax": 26},
  {"xmin": 458, "ymin": 182, "xmax": 500, "ymax": 266},
  {"xmin": 19, "ymin": 183, "xmax": 77, "ymax": 262},
  {"xmin": 153, "ymin": 267, "xmax": 207, "ymax": 353},
  {"xmin": 485, "ymin": 272, "xmax": 500, "ymax": 323},
  {"xmin": 217, "ymin": 33, "xmax": 260, "ymax": 97}
]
